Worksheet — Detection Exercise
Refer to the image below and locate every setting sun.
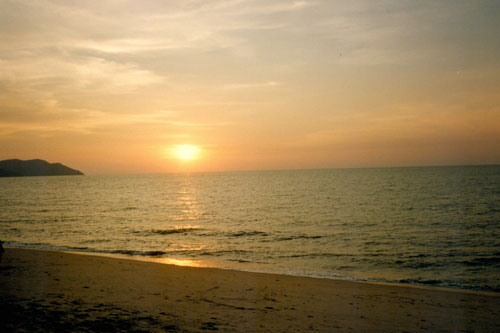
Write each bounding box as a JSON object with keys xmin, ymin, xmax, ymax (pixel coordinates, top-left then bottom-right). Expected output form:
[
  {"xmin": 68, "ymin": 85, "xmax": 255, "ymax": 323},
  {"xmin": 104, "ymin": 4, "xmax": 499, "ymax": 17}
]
[{"xmin": 171, "ymin": 145, "xmax": 200, "ymax": 161}]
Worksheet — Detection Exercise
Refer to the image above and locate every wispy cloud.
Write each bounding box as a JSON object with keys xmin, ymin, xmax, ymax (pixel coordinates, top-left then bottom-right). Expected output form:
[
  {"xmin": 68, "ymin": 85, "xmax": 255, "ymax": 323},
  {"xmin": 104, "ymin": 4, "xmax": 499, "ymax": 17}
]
[
  {"xmin": 221, "ymin": 81, "xmax": 281, "ymax": 90},
  {"xmin": 0, "ymin": 54, "xmax": 163, "ymax": 98}
]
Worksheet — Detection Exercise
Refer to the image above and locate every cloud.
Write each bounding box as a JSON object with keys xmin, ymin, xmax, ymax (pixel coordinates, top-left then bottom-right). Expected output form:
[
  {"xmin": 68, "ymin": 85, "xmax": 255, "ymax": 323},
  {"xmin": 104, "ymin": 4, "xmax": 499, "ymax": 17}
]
[
  {"xmin": 0, "ymin": 54, "xmax": 163, "ymax": 103},
  {"xmin": 221, "ymin": 81, "xmax": 281, "ymax": 90},
  {"xmin": 105, "ymin": 111, "xmax": 231, "ymax": 129}
]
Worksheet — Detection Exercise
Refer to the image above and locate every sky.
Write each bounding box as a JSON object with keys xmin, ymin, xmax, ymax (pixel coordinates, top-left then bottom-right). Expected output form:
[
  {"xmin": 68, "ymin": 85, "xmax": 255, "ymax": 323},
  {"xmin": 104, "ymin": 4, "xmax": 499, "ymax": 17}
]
[{"xmin": 1, "ymin": 0, "xmax": 499, "ymax": 174}]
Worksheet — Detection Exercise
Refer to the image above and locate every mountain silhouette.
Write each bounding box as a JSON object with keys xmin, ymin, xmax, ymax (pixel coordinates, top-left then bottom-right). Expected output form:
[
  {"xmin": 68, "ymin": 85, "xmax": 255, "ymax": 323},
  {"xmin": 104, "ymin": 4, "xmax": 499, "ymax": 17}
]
[{"xmin": 0, "ymin": 159, "xmax": 84, "ymax": 177}]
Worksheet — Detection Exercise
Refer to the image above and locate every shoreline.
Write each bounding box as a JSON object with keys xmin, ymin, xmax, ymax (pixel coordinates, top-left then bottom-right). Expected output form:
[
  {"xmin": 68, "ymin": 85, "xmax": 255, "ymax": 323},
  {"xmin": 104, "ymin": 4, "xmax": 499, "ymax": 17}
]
[
  {"xmin": 7, "ymin": 245, "xmax": 500, "ymax": 296},
  {"xmin": 1, "ymin": 247, "xmax": 499, "ymax": 331},
  {"xmin": 16, "ymin": 246, "xmax": 500, "ymax": 297}
]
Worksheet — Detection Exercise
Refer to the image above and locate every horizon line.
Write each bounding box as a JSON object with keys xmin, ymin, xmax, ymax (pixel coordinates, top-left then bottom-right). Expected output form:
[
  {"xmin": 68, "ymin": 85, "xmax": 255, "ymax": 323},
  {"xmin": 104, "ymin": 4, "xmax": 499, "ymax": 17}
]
[{"xmin": 83, "ymin": 163, "xmax": 500, "ymax": 176}]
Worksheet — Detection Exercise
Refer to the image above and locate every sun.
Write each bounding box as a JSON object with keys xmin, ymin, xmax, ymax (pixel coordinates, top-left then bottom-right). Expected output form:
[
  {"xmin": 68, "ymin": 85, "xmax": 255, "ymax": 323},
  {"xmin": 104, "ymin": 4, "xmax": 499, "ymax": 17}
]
[{"xmin": 171, "ymin": 144, "xmax": 200, "ymax": 160}]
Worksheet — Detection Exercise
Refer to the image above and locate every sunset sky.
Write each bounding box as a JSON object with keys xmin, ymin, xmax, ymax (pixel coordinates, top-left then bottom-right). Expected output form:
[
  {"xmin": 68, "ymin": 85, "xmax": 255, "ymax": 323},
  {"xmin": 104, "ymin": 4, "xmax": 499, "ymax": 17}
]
[{"xmin": 1, "ymin": 0, "xmax": 499, "ymax": 174}]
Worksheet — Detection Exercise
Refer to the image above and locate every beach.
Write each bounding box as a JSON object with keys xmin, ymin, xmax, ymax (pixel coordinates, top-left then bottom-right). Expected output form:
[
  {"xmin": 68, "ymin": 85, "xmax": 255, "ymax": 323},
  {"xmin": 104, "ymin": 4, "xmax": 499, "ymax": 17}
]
[{"xmin": 1, "ymin": 248, "xmax": 499, "ymax": 332}]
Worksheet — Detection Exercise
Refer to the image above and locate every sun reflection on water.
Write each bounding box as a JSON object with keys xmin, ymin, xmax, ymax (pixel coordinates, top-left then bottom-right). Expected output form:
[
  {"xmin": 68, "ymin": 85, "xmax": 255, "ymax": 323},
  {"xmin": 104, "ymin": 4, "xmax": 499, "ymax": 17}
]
[
  {"xmin": 154, "ymin": 257, "xmax": 205, "ymax": 267},
  {"xmin": 173, "ymin": 176, "xmax": 203, "ymax": 221}
]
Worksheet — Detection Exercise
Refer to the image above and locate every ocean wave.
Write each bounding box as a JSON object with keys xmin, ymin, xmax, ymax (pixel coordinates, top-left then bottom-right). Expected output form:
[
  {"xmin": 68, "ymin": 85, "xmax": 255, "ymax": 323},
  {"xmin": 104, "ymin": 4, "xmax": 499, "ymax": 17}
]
[
  {"xmin": 462, "ymin": 257, "xmax": 500, "ymax": 266},
  {"xmin": 396, "ymin": 278, "xmax": 500, "ymax": 292},
  {"xmin": 396, "ymin": 276, "xmax": 500, "ymax": 292},
  {"xmin": 279, "ymin": 252, "xmax": 354, "ymax": 259},
  {"xmin": 399, "ymin": 278, "xmax": 442, "ymax": 285},
  {"xmin": 151, "ymin": 227, "xmax": 201, "ymax": 235},
  {"xmin": 400, "ymin": 261, "xmax": 440, "ymax": 269},
  {"xmin": 110, "ymin": 249, "xmax": 171, "ymax": 257},
  {"xmin": 111, "ymin": 249, "xmax": 136, "ymax": 255},
  {"xmin": 81, "ymin": 239, "xmax": 111, "ymax": 244},
  {"xmin": 4, "ymin": 241, "xmax": 90, "ymax": 253},
  {"xmin": 69, "ymin": 246, "xmax": 89, "ymax": 250},
  {"xmin": 274, "ymin": 235, "xmax": 323, "ymax": 241},
  {"xmin": 228, "ymin": 258, "xmax": 251, "ymax": 263},
  {"xmin": 394, "ymin": 257, "xmax": 500, "ymax": 269},
  {"xmin": 199, "ymin": 249, "xmax": 253, "ymax": 257},
  {"xmin": 229, "ymin": 231, "xmax": 268, "ymax": 237},
  {"xmin": 144, "ymin": 251, "xmax": 167, "ymax": 257}
]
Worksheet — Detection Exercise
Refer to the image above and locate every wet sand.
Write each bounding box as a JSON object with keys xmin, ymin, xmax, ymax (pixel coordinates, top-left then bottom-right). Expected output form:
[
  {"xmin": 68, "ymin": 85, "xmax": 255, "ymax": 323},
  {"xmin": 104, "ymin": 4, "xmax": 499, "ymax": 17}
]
[{"xmin": 1, "ymin": 248, "xmax": 499, "ymax": 332}]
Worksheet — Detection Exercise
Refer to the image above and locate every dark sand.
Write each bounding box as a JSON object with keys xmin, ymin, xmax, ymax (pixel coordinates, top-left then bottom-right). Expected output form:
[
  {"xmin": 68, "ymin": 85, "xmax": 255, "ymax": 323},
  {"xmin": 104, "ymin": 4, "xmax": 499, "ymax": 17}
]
[{"xmin": 1, "ymin": 248, "xmax": 499, "ymax": 332}]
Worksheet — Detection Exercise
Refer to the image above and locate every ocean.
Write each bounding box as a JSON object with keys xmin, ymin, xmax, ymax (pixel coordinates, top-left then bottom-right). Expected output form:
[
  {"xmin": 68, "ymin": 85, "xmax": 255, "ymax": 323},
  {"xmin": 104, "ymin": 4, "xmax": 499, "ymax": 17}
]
[{"xmin": 1, "ymin": 166, "xmax": 499, "ymax": 292}]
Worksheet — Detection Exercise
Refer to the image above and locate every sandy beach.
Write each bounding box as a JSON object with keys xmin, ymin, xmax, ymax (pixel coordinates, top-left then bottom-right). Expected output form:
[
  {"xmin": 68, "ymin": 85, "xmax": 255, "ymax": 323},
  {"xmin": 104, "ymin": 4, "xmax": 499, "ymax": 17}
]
[{"xmin": 0, "ymin": 248, "xmax": 499, "ymax": 332}]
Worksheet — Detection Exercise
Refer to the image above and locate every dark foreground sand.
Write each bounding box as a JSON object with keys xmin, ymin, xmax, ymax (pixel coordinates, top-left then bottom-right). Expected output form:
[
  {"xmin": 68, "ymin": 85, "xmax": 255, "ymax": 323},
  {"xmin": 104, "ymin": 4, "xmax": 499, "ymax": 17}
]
[{"xmin": 1, "ymin": 248, "xmax": 499, "ymax": 332}]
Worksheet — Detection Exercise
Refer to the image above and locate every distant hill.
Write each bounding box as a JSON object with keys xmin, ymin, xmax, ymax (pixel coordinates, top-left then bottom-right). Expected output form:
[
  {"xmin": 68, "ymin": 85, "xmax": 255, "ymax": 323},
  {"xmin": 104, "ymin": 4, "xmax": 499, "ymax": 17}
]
[{"xmin": 0, "ymin": 159, "xmax": 84, "ymax": 177}]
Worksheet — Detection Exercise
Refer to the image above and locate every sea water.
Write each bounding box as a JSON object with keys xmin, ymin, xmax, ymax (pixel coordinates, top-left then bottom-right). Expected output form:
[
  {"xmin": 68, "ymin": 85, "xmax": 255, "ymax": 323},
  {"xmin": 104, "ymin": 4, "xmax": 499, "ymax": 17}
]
[{"xmin": 1, "ymin": 166, "xmax": 499, "ymax": 292}]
